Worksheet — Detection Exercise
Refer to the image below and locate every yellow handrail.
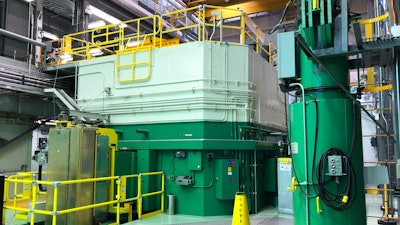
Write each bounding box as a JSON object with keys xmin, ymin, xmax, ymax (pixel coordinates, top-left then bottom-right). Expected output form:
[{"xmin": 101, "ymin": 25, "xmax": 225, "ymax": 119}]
[
  {"xmin": 355, "ymin": 12, "xmax": 391, "ymax": 93},
  {"xmin": 43, "ymin": 5, "xmax": 276, "ymax": 69},
  {"xmin": 4, "ymin": 171, "xmax": 165, "ymax": 224}
]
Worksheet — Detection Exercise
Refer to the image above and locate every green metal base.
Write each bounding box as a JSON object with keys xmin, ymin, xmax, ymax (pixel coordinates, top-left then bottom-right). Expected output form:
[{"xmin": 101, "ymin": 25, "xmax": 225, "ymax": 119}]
[
  {"xmin": 290, "ymin": 97, "xmax": 366, "ymax": 225},
  {"xmin": 110, "ymin": 122, "xmax": 283, "ymax": 216}
]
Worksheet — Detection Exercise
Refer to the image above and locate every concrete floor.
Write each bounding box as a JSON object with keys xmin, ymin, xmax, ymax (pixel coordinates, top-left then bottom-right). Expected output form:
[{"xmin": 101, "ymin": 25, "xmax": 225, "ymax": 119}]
[
  {"xmin": 3, "ymin": 194, "xmax": 396, "ymax": 225},
  {"xmin": 124, "ymin": 194, "xmax": 396, "ymax": 225},
  {"xmin": 124, "ymin": 207, "xmax": 293, "ymax": 225}
]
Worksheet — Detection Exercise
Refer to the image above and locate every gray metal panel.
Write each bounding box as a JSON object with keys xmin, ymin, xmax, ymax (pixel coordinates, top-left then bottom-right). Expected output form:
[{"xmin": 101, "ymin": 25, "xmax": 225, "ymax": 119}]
[
  {"xmin": 76, "ymin": 128, "xmax": 96, "ymax": 225},
  {"xmin": 277, "ymin": 158, "xmax": 293, "ymax": 214},
  {"xmin": 45, "ymin": 127, "xmax": 96, "ymax": 225},
  {"xmin": 364, "ymin": 166, "xmax": 389, "ymax": 185},
  {"xmin": 46, "ymin": 128, "xmax": 70, "ymax": 224},
  {"xmin": 278, "ymin": 32, "xmax": 296, "ymax": 79},
  {"xmin": 94, "ymin": 135, "xmax": 110, "ymax": 222}
]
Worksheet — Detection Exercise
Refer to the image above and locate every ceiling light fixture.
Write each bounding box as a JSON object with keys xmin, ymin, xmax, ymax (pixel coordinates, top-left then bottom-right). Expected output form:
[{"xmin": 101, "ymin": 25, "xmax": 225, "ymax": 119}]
[
  {"xmin": 42, "ymin": 31, "xmax": 59, "ymax": 40},
  {"xmin": 85, "ymin": 5, "xmax": 122, "ymax": 25},
  {"xmin": 89, "ymin": 48, "xmax": 104, "ymax": 56},
  {"xmin": 88, "ymin": 20, "xmax": 106, "ymax": 29},
  {"xmin": 126, "ymin": 40, "xmax": 142, "ymax": 47}
]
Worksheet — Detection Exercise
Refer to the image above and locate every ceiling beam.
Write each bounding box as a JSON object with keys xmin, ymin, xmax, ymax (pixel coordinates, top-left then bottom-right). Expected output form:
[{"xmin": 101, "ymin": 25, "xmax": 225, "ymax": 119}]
[
  {"xmin": 46, "ymin": 0, "xmax": 74, "ymax": 12},
  {"xmin": 206, "ymin": 1, "xmax": 293, "ymax": 19}
]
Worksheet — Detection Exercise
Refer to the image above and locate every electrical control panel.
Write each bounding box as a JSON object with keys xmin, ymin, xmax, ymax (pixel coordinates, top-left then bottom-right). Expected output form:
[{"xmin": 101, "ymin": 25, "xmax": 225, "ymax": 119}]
[
  {"xmin": 215, "ymin": 159, "xmax": 239, "ymax": 200},
  {"xmin": 328, "ymin": 155, "xmax": 343, "ymax": 176}
]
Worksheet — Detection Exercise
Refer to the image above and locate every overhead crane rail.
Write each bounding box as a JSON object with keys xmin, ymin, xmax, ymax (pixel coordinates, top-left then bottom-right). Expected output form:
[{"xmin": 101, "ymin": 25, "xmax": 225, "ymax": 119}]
[{"xmin": 44, "ymin": 5, "xmax": 277, "ymax": 68}]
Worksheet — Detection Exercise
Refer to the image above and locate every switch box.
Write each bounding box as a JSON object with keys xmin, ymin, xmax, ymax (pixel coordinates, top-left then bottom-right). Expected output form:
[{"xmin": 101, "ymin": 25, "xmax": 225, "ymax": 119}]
[
  {"xmin": 328, "ymin": 155, "xmax": 343, "ymax": 176},
  {"xmin": 215, "ymin": 159, "xmax": 239, "ymax": 200},
  {"xmin": 188, "ymin": 151, "xmax": 202, "ymax": 171},
  {"xmin": 176, "ymin": 176, "xmax": 192, "ymax": 185}
]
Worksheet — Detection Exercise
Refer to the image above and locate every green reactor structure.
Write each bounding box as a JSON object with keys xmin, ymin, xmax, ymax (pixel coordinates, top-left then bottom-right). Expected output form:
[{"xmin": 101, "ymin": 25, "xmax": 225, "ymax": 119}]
[{"xmin": 278, "ymin": 0, "xmax": 366, "ymax": 225}]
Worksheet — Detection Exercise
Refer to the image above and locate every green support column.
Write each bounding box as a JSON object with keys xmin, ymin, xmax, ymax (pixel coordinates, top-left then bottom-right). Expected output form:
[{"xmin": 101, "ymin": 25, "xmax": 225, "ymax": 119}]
[
  {"xmin": 137, "ymin": 150, "xmax": 158, "ymax": 212},
  {"xmin": 278, "ymin": 1, "xmax": 367, "ymax": 224},
  {"xmin": 289, "ymin": 43, "xmax": 366, "ymax": 225}
]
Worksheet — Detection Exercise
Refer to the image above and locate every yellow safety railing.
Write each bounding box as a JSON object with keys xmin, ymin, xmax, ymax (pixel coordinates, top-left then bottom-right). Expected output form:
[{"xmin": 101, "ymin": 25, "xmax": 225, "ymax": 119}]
[
  {"xmin": 46, "ymin": 15, "xmax": 163, "ymax": 66},
  {"xmin": 353, "ymin": 12, "xmax": 392, "ymax": 93},
  {"xmin": 4, "ymin": 172, "xmax": 46, "ymax": 220},
  {"xmin": 159, "ymin": 5, "xmax": 277, "ymax": 66},
  {"xmin": 136, "ymin": 172, "xmax": 165, "ymax": 220},
  {"xmin": 45, "ymin": 5, "xmax": 276, "ymax": 68},
  {"xmin": 4, "ymin": 171, "xmax": 165, "ymax": 225}
]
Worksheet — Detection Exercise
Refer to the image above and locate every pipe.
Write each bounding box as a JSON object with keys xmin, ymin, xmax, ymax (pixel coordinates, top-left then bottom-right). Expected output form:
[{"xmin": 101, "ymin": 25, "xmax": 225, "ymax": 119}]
[
  {"xmin": 384, "ymin": 183, "xmax": 389, "ymax": 220},
  {"xmin": 289, "ymin": 82, "xmax": 308, "ymax": 225},
  {"xmin": 394, "ymin": 54, "xmax": 400, "ymax": 216},
  {"xmin": 0, "ymin": 0, "xmax": 7, "ymax": 55},
  {"xmin": 219, "ymin": 11, "xmax": 223, "ymax": 43},
  {"xmin": 253, "ymin": 146, "xmax": 258, "ymax": 213},
  {"xmin": 0, "ymin": 28, "xmax": 47, "ymax": 48},
  {"xmin": 74, "ymin": 62, "xmax": 78, "ymax": 101},
  {"xmin": 209, "ymin": 14, "xmax": 217, "ymax": 40}
]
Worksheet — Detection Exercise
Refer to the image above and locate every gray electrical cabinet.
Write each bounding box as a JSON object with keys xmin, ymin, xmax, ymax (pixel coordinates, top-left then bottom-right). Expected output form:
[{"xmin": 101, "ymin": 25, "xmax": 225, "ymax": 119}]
[
  {"xmin": 278, "ymin": 32, "xmax": 296, "ymax": 79},
  {"xmin": 277, "ymin": 158, "xmax": 293, "ymax": 214},
  {"xmin": 45, "ymin": 127, "xmax": 97, "ymax": 225}
]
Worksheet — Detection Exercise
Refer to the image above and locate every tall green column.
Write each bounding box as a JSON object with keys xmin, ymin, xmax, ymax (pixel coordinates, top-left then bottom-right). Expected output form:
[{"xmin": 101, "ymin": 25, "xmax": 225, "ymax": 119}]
[{"xmin": 289, "ymin": 48, "xmax": 366, "ymax": 225}]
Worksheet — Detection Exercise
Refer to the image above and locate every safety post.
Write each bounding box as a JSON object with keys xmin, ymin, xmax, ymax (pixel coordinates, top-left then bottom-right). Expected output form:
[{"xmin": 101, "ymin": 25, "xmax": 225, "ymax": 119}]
[
  {"xmin": 231, "ymin": 192, "xmax": 250, "ymax": 225},
  {"xmin": 0, "ymin": 175, "xmax": 4, "ymax": 225}
]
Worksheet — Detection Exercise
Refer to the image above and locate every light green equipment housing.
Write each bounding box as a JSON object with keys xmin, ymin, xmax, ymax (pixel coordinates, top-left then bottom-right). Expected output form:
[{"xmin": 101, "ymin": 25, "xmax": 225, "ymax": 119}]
[{"xmin": 76, "ymin": 41, "xmax": 286, "ymax": 216}]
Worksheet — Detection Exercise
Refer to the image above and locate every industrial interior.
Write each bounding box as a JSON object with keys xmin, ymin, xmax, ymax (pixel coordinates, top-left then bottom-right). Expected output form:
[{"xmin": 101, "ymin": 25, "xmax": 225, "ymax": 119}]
[{"xmin": 0, "ymin": 0, "xmax": 399, "ymax": 224}]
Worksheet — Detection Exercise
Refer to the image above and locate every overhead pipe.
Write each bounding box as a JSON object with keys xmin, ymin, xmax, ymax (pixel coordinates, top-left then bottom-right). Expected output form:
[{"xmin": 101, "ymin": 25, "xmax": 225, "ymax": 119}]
[
  {"xmin": 0, "ymin": 28, "xmax": 47, "ymax": 48},
  {"xmin": 0, "ymin": 28, "xmax": 47, "ymax": 69}
]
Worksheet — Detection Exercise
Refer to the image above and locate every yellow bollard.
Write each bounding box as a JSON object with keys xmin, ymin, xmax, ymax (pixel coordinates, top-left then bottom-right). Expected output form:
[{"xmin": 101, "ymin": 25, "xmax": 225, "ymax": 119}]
[{"xmin": 232, "ymin": 192, "xmax": 250, "ymax": 225}]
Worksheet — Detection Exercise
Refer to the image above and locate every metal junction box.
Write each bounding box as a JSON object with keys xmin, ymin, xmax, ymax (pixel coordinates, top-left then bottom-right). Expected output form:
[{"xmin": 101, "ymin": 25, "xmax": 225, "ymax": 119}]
[
  {"xmin": 215, "ymin": 159, "xmax": 239, "ymax": 200},
  {"xmin": 176, "ymin": 176, "xmax": 192, "ymax": 185},
  {"xmin": 187, "ymin": 151, "xmax": 202, "ymax": 171},
  {"xmin": 278, "ymin": 31, "xmax": 296, "ymax": 79}
]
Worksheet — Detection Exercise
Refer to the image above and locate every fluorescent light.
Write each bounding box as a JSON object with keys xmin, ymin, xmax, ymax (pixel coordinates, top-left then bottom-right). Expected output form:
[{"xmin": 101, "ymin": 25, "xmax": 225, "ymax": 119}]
[
  {"xmin": 60, "ymin": 54, "xmax": 73, "ymax": 63},
  {"xmin": 126, "ymin": 41, "xmax": 142, "ymax": 47},
  {"xmin": 85, "ymin": 5, "xmax": 121, "ymax": 25},
  {"xmin": 88, "ymin": 20, "xmax": 106, "ymax": 29},
  {"xmin": 89, "ymin": 48, "xmax": 103, "ymax": 56},
  {"xmin": 42, "ymin": 31, "xmax": 59, "ymax": 40},
  {"xmin": 60, "ymin": 54, "xmax": 72, "ymax": 60}
]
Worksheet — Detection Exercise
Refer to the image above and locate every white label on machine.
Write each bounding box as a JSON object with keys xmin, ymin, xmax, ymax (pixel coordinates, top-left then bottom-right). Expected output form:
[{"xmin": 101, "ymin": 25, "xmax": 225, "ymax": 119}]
[
  {"xmin": 280, "ymin": 163, "xmax": 291, "ymax": 171},
  {"xmin": 291, "ymin": 142, "xmax": 298, "ymax": 154}
]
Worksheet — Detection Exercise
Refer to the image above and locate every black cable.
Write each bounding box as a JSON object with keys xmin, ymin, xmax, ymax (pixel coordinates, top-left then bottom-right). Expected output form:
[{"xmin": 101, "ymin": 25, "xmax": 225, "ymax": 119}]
[
  {"xmin": 307, "ymin": 94, "xmax": 319, "ymax": 194},
  {"xmin": 268, "ymin": 0, "xmax": 294, "ymax": 34},
  {"xmin": 348, "ymin": 101, "xmax": 357, "ymax": 157},
  {"xmin": 38, "ymin": 165, "xmax": 46, "ymax": 192},
  {"xmin": 291, "ymin": 155, "xmax": 318, "ymax": 198},
  {"xmin": 315, "ymin": 148, "xmax": 356, "ymax": 211},
  {"xmin": 286, "ymin": 92, "xmax": 318, "ymax": 198}
]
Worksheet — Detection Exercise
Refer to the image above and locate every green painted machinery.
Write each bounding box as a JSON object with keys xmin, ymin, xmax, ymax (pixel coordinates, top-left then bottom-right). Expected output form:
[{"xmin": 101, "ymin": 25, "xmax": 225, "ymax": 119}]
[
  {"xmin": 75, "ymin": 40, "xmax": 287, "ymax": 216},
  {"xmin": 278, "ymin": 0, "xmax": 366, "ymax": 225},
  {"xmin": 112, "ymin": 121, "xmax": 282, "ymax": 216}
]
